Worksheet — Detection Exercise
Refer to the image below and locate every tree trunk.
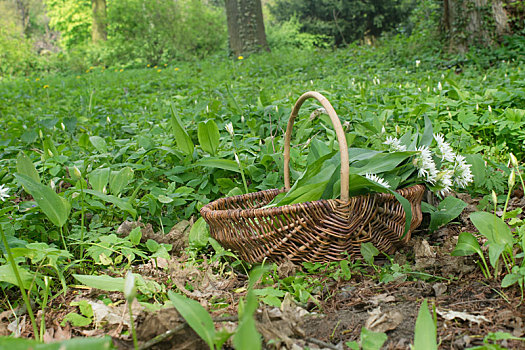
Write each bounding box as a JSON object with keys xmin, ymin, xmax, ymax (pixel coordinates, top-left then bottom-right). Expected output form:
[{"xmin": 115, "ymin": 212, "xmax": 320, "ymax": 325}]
[
  {"xmin": 91, "ymin": 0, "xmax": 107, "ymax": 43},
  {"xmin": 443, "ymin": 0, "xmax": 511, "ymax": 53},
  {"xmin": 225, "ymin": 0, "xmax": 269, "ymax": 57}
]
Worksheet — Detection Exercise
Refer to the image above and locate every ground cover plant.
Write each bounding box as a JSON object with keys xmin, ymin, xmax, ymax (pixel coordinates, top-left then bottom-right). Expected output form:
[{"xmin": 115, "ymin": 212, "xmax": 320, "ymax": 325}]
[{"xmin": 1, "ymin": 37, "xmax": 525, "ymax": 349}]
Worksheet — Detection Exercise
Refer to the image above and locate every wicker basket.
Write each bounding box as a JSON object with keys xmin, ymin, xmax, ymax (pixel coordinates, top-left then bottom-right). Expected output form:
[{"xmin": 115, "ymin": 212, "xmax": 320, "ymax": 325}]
[{"xmin": 201, "ymin": 91, "xmax": 424, "ymax": 263}]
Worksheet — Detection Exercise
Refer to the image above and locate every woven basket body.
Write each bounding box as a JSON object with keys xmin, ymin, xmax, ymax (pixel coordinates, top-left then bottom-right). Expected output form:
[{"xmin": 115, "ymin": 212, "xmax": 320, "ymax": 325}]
[
  {"xmin": 200, "ymin": 91, "xmax": 425, "ymax": 263},
  {"xmin": 201, "ymin": 185, "xmax": 424, "ymax": 263}
]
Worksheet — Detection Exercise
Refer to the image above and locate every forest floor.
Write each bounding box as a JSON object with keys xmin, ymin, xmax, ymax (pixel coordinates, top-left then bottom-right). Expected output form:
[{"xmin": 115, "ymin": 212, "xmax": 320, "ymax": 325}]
[{"xmin": 3, "ymin": 191, "xmax": 524, "ymax": 350}]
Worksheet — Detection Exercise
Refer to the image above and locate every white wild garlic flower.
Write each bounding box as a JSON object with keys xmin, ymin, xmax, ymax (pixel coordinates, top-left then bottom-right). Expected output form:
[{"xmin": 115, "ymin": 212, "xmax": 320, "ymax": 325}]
[
  {"xmin": 234, "ymin": 153, "xmax": 241, "ymax": 166},
  {"xmin": 414, "ymin": 146, "xmax": 437, "ymax": 183},
  {"xmin": 415, "ymin": 60, "xmax": 421, "ymax": 67},
  {"xmin": 383, "ymin": 136, "xmax": 407, "ymax": 152},
  {"xmin": 433, "ymin": 133, "xmax": 455, "ymax": 162},
  {"xmin": 365, "ymin": 173, "xmax": 390, "ymax": 188},
  {"xmin": 225, "ymin": 122, "xmax": 234, "ymax": 137},
  {"xmin": 0, "ymin": 184, "xmax": 9, "ymax": 201},
  {"xmin": 434, "ymin": 170, "xmax": 453, "ymax": 196},
  {"xmin": 452, "ymin": 155, "xmax": 474, "ymax": 188}
]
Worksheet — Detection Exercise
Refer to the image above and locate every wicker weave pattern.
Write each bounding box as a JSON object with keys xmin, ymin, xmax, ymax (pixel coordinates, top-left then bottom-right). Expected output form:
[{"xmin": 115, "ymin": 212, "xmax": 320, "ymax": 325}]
[
  {"xmin": 200, "ymin": 91, "xmax": 425, "ymax": 263},
  {"xmin": 201, "ymin": 185, "xmax": 424, "ymax": 263}
]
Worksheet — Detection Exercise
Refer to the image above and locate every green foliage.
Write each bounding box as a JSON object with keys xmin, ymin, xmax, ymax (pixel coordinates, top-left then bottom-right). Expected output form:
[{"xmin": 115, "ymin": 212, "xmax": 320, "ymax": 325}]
[
  {"xmin": 0, "ymin": 336, "xmax": 114, "ymax": 350},
  {"xmin": 423, "ymin": 196, "xmax": 468, "ymax": 232},
  {"xmin": 269, "ymin": 0, "xmax": 414, "ymax": 46},
  {"xmin": 266, "ymin": 16, "xmax": 332, "ymax": 50},
  {"xmin": 346, "ymin": 327, "xmax": 388, "ymax": 350},
  {"xmin": 102, "ymin": 0, "xmax": 227, "ymax": 66},
  {"xmin": 44, "ymin": 0, "xmax": 92, "ymax": 48},
  {"xmin": 0, "ymin": 25, "xmax": 37, "ymax": 77}
]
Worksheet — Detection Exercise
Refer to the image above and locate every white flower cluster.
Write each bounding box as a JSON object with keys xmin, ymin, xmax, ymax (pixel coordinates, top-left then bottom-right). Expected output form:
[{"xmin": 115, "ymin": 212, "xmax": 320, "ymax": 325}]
[
  {"xmin": 0, "ymin": 184, "xmax": 9, "ymax": 201},
  {"xmin": 382, "ymin": 134, "xmax": 473, "ymax": 196},
  {"xmin": 365, "ymin": 173, "xmax": 390, "ymax": 188},
  {"xmin": 383, "ymin": 136, "xmax": 407, "ymax": 152}
]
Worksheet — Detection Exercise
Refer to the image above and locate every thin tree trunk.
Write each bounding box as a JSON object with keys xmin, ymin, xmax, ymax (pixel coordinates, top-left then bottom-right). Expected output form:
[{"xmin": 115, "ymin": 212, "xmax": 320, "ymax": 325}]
[{"xmin": 92, "ymin": 0, "xmax": 107, "ymax": 43}]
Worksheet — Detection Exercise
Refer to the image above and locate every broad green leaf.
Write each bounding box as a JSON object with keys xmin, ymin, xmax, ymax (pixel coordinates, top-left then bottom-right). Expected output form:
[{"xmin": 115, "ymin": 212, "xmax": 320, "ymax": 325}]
[
  {"xmin": 70, "ymin": 300, "xmax": 93, "ymax": 318},
  {"xmin": 61, "ymin": 313, "xmax": 92, "ymax": 327},
  {"xmin": 451, "ymin": 232, "xmax": 482, "ymax": 257},
  {"xmin": 350, "ymin": 151, "xmax": 416, "ymax": 175},
  {"xmin": 196, "ymin": 158, "xmax": 241, "ymax": 173},
  {"xmin": 465, "ymin": 154, "xmax": 486, "ymax": 188},
  {"xmin": 128, "ymin": 227, "xmax": 142, "ymax": 245},
  {"xmin": 15, "ymin": 173, "xmax": 70, "ymax": 227},
  {"xmin": 16, "ymin": 152, "xmax": 40, "ymax": 183},
  {"xmin": 413, "ymin": 299, "xmax": 437, "ymax": 350},
  {"xmin": 428, "ymin": 196, "xmax": 467, "ymax": 232},
  {"xmin": 189, "ymin": 217, "xmax": 210, "ymax": 249},
  {"xmin": 88, "ymin": 168, "xmax": 110, "ymax": 193},
  {"xmin": 170, "ymin": 104, "xmax": 194, "ymax": 156},
  {"xmin": 501, "ymin": 273, "xmax": 522, "ymax": 288},
  {"xmin": 0, "ymin": 263, "xmax": 34, "ymax": 289},
  {"xmin": 198, "ymin": 120, "xmax": 220, "ymax": 155},
  {"xmin": 420, "ymin": 116, "xmax": 434, "ymax": 147},
  {"xmin": 361, "ymin": 327, "xmax": 388, "ymax": 350},
  {"xmin": 488, "ymin": 243, "xmax": 506, "ymax": 269},
  {"xmin": 168, "ymin": 291, "xmax": 216, "ymax": 350},
  {"xmin": 73, "ymin": 274, "xmax": 124, "ymax": 292},
  {"xmin": 361, "ymin": 242, "xmax": 380, "ymax": 265},
  {"xmin": 83, "ymin": 189, "xmax": 136, "ymax": 218},
  {"xmin": 470, "ymin": 212, "xmax": 513, "ymax": 247},
  {"xmin": 109, "ymin": 167, "xmax": 134, "ymax": 195},
  {"xmin": 43, "ymin": 137, "xmax": 58, "ymax": 159},
  {"xmin": 89, "ymin": 136, "xmax": 108, "ymax": 153}
]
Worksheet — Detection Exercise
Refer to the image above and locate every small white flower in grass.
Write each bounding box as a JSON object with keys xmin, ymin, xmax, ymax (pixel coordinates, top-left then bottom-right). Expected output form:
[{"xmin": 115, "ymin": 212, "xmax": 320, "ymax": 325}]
[
  {"xmin": 433, "ymin": 133, "xmax": 455, "ymax": 162},
  {"xmin": 415, "ymin": 60, "xmax": 421, "ymax": 67},
  {"xmin": 384, "ymin": 136, "xmax": 407, "ymax": 152},
  {"xmin": 488, "ymin": 105, "xmax": 492, "ymax": 113},
  {"xmin": 0, "ymin": 184, "xmax": 9, "ymax": 201},
  {"xmin": 365, "ymin": 173, "xmax": 390, "ymax": 188},
  {"xmin": 225, "ymin": 122, "xmax": 234, "ymax": 137},
  {"xmin": 414, "ymin": 146, "xmax": 437, "ymax": 183},
  {"xmin": 452, "ymin": 155, "xmax": 474, "ymax": 188},
  {"xmin": 61, "ymin": 122, "xmax": 66, "ymax": 131},
  {"xmin": 437, "ymin": 82, "xmax": 442, "ymax": 91},
  {"xmin": 434, "ymin": 170, "xmax": 453, "ymax": 196}
]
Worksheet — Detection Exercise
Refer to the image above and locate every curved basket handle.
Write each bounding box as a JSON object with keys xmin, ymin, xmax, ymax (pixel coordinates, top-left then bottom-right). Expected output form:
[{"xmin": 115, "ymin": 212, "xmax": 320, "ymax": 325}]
[{"xmin": 284, "ymin": 91, "xmax": 350, "ymax": 202}]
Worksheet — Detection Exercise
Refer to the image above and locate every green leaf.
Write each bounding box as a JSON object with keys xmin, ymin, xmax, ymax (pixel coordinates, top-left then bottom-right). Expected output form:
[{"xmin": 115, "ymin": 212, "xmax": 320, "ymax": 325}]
[
  {"xmin": 488, "ymin": 243, "xmax": 506, "ymax": 269},
  {"xmin": 465, "ymin": 154, "xmax": 486, "ymax": 188},
  {"xmin": 501, "ymin": 273, "xmax": 522, "ymax": 288},
  {"xmin": 88, "ymin": 168, "xmax": 110, "ymax": 193},
  {"xmin": 419, "ymin": 116, "xmax": 434, "ymax": 147},
  {"xmin": 0, "ymin": 263, "xmax": 34, "ymax": 289},
  {"xmin": 428, "ymin": 197, "xmax": 467, "ymax": 232},
  {"xmin": 73, "ymin": 274, "xmax": 124, "ymax": 292},
  {"xmin": 61, "ymin": 313, "xmax": 92, "ymax": 327},
  {"xmin": 83, "ymin": 189, "xmax": 136, "ymax": 218},
  {"xmin": 195, "ymin": 158, "xmax": 241, "ymax": 173},
  {"xmin": 189, "ymin": 217, "xmax": 210, "ymax": 249},
  {"xmin": 361, "ymin": 327, "xmax": 388, "ymax": 350},
  {"xmin": 89, "ymin": 136, "xmax": 108, "ymax": 153},
  {"xmin": 128, "ymin": 227, "xmax": 142, "ymax": 245},
  {"xmin": 109, "ymin": 167, "xmax": 134, "ymax": 195},
  {"xmin": 350, "ymin": 151, "xmax": 415, "ymax": 175},
  {"xmin": 15, "ymin": 173, "xmax": 70, "ymax": 228},
  {"xmin": 470, "ymin": 212, "xmax": 513, "ymax": 248},
  {"xmin": 413, "ymin": 299, "xmax": 437, "ymax": 350},
  {"xmin": 168, "ymin": 291, "xmax": 216, "ymax": 350},
  {"xmin": 170, "ymin": 104, "xmax": 194, "ymax": 156},
  {"xmin": 361, "ymin": 242, "xmax": 380, "ymax": 265},
  {"xmin": 16, "ymin": 152, "xmax": 40, "ymax": 183},
  {"xmin": 198, "ymin": 120, "xmax": 220, "ymax": 155},
  {"xmin": 451, "ymin": 232, "xmax": 482, "ymax": 257},
  {"xmin": 70, "ymin": 300, "xmax": 94, "ymax": 318}
]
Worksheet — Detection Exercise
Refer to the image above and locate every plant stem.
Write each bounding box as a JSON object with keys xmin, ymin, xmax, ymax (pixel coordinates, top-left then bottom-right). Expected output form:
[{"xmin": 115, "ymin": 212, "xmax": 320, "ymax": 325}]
[
  {"xmin": 59, "ymin": 225, "xmax": 68, "ymax": 253},
  {"xmin": 79, "ymin": 179, "xmax": 86, "ymax": 260},
  {"xmin": 40, "ymin": 276, "xmax": 50, "ymax": 340},
  {"xmin": 0, "ymin": 225, "xmax": 40, "ymax": 341},
  {"xmin": 128, "ymin": 301, "xmax": 138, "ymax": 350},
  {"xmin": 502, "ymin": 185, "xmax": 513, "ymax": 219}
]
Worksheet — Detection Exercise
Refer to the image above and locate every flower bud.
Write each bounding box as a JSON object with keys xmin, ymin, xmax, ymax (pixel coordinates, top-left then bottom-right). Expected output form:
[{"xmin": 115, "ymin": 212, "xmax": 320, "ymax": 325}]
[
  {"xmin": 72, "ymin": 166, "xmax": 82, "ymax": 180},
  {"xmin": 509, "ymin": 170, "xmax": 516, "ymax": 188},
  {"xmin": 234, "ymin": 153, "xmax": 240, "ymax": 166},
  {"xmin": 437, "ymin": 82, "xmax": 442, "ymax": 91},
  {"xmin": 124, "ymin": 271, "xmax": 137, "ymax": 303},
  {"xmin": 510, "ymin": 153, "xmax": 519, "ymax": 168},
  {"xmin": 61, "ymin": 123, "xmax": 66, "ymax": 131},
  {"xmin": 491, "ymin": 190, "xmax": 498, "ymax": 206}
]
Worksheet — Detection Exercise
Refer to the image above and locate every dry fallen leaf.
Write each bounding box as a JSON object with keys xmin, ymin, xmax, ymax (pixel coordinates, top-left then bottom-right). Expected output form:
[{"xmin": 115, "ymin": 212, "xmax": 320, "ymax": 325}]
[
  {"xmin": 364, "ymin": 307, "xmax": 404, "ymax": 333},
  {"xmin": 436, "ymin": 309, "xmax": 488, "ymax": 324}
]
